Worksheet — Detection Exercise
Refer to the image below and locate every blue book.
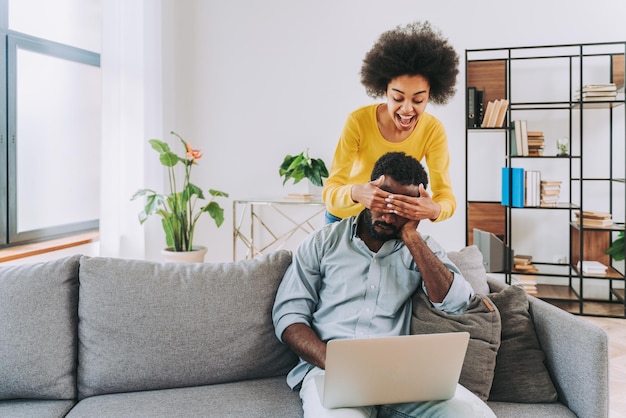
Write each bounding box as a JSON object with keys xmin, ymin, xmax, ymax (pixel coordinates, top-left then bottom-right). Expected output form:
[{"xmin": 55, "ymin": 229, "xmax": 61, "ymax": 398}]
[{"xmin": 501, "ymin": 167, "xmax": 524, "ymax": 207}]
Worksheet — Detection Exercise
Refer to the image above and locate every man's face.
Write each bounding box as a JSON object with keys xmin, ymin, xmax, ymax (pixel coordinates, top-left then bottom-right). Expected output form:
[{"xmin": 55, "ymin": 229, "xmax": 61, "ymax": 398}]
[{"xmin": 364, "ymin": 175, "xmax": 420, "ymax": 241}]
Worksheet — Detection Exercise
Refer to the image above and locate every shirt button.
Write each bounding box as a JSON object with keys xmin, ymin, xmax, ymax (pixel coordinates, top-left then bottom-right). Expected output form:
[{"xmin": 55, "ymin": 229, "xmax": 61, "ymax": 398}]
[{"xmin": 370, "ymin": 284, "xmax": 376, "ymax": 290}]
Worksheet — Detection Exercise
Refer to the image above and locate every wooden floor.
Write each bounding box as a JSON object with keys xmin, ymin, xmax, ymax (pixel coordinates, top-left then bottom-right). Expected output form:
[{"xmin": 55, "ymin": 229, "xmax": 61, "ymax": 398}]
[{"xmin": 580, "ymin": 316, "xmax": 626, "ymax": 418}]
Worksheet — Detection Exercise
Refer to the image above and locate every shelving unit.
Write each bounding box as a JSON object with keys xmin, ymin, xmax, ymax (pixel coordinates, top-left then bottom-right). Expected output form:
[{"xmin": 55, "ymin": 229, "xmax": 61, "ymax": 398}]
[{"xmin": 465, "ymin": 42, "xmax": 626, "ymax": 318}]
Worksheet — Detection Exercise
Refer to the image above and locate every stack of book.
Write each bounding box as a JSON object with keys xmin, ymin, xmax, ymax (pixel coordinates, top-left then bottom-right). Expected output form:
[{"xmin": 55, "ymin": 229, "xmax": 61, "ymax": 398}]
[
  {"xmin": 284, "ymin": 193, "xmax": 315, "ymax": 202},
  {"xmin": 527, "ymin": 131, "xmax": 545, "ymax": 156},
  {"xmin": 575, "ymin": 83, "xmax": 618, "ymax": 102},
  {"xmin": 540, "ymin": 180, "xmax": 562, "ymax": 207},
  {"xmin": 574, "ymin": 210, "xmax": 613, "ymax": 228},
  {"xmin": 576, "ymin": 260, "xmax": 608, "ymax": 276},
  {"xmin": 481, "ymin": 99, "xmax": 509, "ymax": 128},
  {"xmin": 513, "ymin": 254, "xmax": 538, "ymax": 295},
  {"xmin": 510, "ymin": 120, "xmax": 543, "ymax": 156},
  {"xmin": 524, "ymin": 170, "xmax": 541, "ymax": 207}
]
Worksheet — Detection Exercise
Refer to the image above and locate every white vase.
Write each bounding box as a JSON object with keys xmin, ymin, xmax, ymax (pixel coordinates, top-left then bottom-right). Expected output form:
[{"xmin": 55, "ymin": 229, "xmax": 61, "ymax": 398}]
[{"xmin": 160, "ymin": 246, "xmax": 208, "ymax": 263}]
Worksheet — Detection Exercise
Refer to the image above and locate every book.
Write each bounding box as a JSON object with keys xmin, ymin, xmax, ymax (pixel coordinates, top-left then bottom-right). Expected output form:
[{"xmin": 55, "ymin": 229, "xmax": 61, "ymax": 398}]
[
  {"xmin": 494, "ymin": 98, "xmax": 509, "ymax": 128},
  {"xmin": 524, "ymin": 170, "xmax": 541, "ymax": 207},
  {"xmin": 476, "ymin": 90, "xmax": 484, "ymax": 126},
  {"xmin": 481, "ymin": 101, "xmax": 495, "ymax": 128},
  {"xmin": 576, "ymin": 217, "xmax": 613, "ymax": 228},
  {"xmin": 519, "ymin": 120, "xmax": 529, "ymax": 155},
  {"xmin": 577, "ymin": 210, "xmax": 612, "ymax": 219},
  {"xmin": 283, "ymin": 193, "xmax": 314, "ymax": 201},
  {"xmin": 514, "ymin": 254, "xmax": 533, "ymax": 265},
  {"xmin": 577, "ymin": 83, "xmax": 617, "ymax": 92},
  {"xmin": 501, "ymin": 167, "xmax": 524, "ymax": 207},
  {"xmin": 577, "ymin": 260, "xmax": 608, "ymax": 275},
  {"xmin": 486, "ymin": 99, "xmax": 501, "ymax": 127},
  {"xmin": 510, "ymin": 121, "xmax": 523, "ymax": 156}
]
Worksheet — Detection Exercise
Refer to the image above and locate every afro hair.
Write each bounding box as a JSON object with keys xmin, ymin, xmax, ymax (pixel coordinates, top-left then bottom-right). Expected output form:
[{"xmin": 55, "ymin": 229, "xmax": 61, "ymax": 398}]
[{"xmin": 360, "ymin": 21, "xmax": 459, "ymax": 105}]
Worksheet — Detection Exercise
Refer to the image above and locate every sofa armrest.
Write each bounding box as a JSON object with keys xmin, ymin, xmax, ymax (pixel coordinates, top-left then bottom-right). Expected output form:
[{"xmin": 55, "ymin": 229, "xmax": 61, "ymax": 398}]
[{"xmin": 487, "ymin": 277, "xmax": 609, "ymax": 418}]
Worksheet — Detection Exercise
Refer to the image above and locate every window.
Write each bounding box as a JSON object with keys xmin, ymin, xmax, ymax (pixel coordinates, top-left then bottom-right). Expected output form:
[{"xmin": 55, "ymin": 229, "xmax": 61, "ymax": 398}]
[{"xmin": 1, "ymin": 0, "xmax": 102, "ymax": 246}]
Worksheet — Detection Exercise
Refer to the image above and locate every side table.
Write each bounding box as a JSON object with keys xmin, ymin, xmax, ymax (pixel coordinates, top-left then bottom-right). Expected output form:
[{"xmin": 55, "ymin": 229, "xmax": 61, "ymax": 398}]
[{"xmin": 232, "ymin": 198, "xmax": 326, "ymax": 260}]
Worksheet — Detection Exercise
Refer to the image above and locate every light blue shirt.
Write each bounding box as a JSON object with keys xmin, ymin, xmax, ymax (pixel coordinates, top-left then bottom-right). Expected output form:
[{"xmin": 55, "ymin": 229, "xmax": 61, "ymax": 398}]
[{"xmin": 272, "ymin": 215, "xmax": 474, "ymax": 389}]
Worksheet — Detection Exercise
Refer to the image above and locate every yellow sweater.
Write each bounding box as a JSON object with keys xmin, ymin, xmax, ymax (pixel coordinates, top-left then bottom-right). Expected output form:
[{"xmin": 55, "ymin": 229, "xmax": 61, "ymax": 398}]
[{"xmin": 322, "ymin": 104, "xmax": 455, "ymax": 221}]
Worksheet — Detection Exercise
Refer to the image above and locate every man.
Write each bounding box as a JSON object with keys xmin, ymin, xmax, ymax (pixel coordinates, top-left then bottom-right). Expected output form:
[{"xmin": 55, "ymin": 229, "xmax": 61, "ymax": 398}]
[{"xmin": 272, "ymin": 152, "xmax": 495, "ymax": 417}]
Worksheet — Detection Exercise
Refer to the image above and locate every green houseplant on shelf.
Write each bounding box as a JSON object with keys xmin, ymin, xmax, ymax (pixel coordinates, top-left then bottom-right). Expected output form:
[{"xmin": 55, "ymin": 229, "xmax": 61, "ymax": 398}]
[
  {"xmin": 131, "ymin": 131, "xmax": 229, "ymax": 257},
  {"xmin": 605, "ymin": 232, "xmax": 624, "ymax": 261},
  {"xmin": 279, "ymin": 149, "xmax": 329, "ymax": 188}
]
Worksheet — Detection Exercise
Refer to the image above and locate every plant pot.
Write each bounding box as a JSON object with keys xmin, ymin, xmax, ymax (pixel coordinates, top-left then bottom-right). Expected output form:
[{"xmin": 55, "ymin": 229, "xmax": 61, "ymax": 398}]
[
  {"xmin": 284, "ymin": 179, "xmax": 323, "ymax": 198},
  {"xmin": 160, "ymin": 246, "xmax": 208, "ymax": 263}
]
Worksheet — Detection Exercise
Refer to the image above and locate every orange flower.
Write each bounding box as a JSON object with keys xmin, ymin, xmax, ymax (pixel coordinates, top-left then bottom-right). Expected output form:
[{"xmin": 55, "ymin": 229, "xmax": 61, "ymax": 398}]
[{"xmin": 185, "ymin": 142, "xmax": 203, "ymax": 161}]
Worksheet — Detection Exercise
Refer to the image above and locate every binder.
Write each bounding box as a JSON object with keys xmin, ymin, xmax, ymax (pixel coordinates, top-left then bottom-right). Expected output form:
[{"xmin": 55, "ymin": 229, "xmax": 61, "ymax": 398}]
[
  {"xmin": 467, "ymin": 87, "xmax": 477, "ymax": 128},
  {"xmin": 501, "ymin": 167, "xmax": 524, "ymax": 208}
]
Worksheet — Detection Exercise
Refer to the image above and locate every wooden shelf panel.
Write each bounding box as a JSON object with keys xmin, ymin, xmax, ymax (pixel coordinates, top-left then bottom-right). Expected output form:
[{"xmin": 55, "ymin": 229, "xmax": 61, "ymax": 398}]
[
  {"xmin": 535, "ymin": 284, "xmax": 578, "ymax": 300},
  {"xmin": 467, "ymin": 202, "xmax": 505, "ymax": 245},
  {"xmin": 467, "ymin": 60, "xmax": 506, "ymax": 104}
]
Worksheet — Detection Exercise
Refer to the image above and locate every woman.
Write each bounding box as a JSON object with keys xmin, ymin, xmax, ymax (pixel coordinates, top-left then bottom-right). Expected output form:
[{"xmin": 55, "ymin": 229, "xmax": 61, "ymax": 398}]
[{"xmin": 323, "ymin": 21, "xmax": 459, "ymax": 224}]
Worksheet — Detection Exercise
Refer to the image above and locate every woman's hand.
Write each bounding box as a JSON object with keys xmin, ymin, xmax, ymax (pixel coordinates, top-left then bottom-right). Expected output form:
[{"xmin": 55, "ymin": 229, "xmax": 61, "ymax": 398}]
[
  {"xmin": 351, "ymin": 175, "xmax": 393, "ymax": 213},
  {"xmin": 385, "ymin": 184, "xmax": 441, "ymax": 221}
]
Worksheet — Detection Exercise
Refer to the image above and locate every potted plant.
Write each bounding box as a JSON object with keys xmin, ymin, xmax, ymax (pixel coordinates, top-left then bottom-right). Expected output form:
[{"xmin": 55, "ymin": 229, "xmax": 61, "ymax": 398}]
[
  {"xmin": 279, "ymin": 149, "xmax": 329, "ymax": 187},
  {"xmin": 131, "ymin": 131, "xmax": 228, "ymax": 261}
]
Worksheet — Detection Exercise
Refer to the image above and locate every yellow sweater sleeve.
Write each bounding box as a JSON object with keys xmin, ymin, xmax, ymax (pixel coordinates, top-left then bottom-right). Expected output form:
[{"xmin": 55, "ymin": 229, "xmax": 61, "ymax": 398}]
[{"xmin": 322, "ymin": 104, "xmax": 456, "ymax": 221}]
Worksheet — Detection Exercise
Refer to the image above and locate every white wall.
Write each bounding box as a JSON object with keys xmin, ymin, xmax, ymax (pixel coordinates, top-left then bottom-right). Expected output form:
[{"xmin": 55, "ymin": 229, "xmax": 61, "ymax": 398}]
[{"xmin": 106, "ymin": 0, "xmax": 626, "ymax": 262}]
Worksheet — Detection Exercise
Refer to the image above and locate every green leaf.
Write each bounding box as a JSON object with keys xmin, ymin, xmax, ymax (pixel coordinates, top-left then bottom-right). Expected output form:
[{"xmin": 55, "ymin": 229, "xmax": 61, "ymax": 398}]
[
  {"xmin": 209, "ymin": 189, "xmax": 229, "ymax": 198},
  {"xmin": 159, "ymin": 151, "xmax": 179, "ymax": 167},
  {"xmin": 149, "ymin": 139, "xmax": 171, "ymax": 154},
  {"xmin": 184, "ymin": 182, "xmax": 204, "ymax": 201},
  {"xmin": 204, "ymin": 201, "xmax": 225, "ymax": 227},
  {"xmin": 279, "ymin": 150, "xmax": 328, "ymax": 186},
  {"xmin": 605, "ymin": 232, "xmax": 625, "ymax": 261}
]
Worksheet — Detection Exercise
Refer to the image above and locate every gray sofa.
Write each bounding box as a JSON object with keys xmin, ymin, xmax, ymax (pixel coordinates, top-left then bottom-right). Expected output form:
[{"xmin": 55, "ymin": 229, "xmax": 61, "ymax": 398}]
[{"xmin": 0, "ymin": 247, "xmax": 608, "ymax": 417}]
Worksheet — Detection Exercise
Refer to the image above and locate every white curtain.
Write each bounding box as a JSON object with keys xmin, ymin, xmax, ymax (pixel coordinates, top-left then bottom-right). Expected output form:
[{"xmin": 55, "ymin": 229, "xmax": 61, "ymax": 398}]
[{"xmin": 100, "ymin": 0, "xmax": 164, "ymax": 260}]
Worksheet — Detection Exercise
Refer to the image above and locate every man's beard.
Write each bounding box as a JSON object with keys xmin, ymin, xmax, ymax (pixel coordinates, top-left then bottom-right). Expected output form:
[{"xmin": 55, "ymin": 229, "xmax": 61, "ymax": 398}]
[{"xmin": 364, "ymin": 210, "xmax": 400, "ymax": 241}]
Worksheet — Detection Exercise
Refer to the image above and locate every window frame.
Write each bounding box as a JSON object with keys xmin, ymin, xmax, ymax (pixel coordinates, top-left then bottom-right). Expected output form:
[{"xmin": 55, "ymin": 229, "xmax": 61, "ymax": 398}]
[{"xmin": 1, "ymin": 1, "xmax": 101, "ymax": 247}]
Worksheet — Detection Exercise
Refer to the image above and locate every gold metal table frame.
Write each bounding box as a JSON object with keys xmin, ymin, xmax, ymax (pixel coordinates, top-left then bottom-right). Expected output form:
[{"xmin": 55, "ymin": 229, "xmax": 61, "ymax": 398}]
[{"xmin": 232, "ymin": 198, "xmax": 326, "ymax": 260}]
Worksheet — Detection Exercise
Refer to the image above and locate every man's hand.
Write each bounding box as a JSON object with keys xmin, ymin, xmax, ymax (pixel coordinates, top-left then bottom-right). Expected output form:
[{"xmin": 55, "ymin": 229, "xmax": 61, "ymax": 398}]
[{"xmin": 399, "ymin": 221, "xmax": 453, "ymax": 303}]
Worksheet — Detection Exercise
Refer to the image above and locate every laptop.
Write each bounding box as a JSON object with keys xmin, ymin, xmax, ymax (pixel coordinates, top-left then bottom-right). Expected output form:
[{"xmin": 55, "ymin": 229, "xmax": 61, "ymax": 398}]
[{"xmin": 315, "ymin": 332, "xmax": 469, "ymax": 409}]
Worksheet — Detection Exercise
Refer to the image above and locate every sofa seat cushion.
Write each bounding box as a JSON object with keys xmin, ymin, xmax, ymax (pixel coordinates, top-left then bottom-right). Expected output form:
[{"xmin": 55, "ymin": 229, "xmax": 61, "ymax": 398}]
[
  {"xmin": 487, "ymin": 401, "xmax": 576, "ymax": 418},
  {"xmin": 77, "ymin": 251, "xmax": 298, "ymax": 399},
  {"xmin": 0, "ymin": 399, "xmax": 76, "ymax": 418},
  {"xmin": 66, "ymin": 377, "xmax": 302, "ymax": 418},
  {"xmin": 0, "ymin": 255, "xmax": 81, "ymax": 400}
]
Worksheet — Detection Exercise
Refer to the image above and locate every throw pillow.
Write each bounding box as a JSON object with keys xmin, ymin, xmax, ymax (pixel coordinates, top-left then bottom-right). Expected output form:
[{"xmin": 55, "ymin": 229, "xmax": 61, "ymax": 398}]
[
  {"xmin": 447, "ymin": 245, "xmax": 490, "ymax": 294},
  {"xmin": 0, "ymin": 255, "xmax": 81, "ymax": 400},
  {"xmin": 410, "ymin": 289, "xmax": 501, "ymax": 401},
  {"xmin": 488, "ymin": 284, "xmax": 558, "ymax": 402}
]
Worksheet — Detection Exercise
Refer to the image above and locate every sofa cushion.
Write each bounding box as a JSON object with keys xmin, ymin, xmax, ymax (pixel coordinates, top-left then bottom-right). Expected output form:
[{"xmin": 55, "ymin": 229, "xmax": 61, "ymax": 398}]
[
  {"xmin": 447, "ymin": 245, "xmax": 490, "ymax": 294},
  {"xmin": 488, "ymin": 284, "xmax": 558, "ymax": 403},
  {"xmin": 0, "ymin": 255, "xmax": 81, "ymax": 400},
  {"xmin": 0, "ymin": 399, "xmax": 76, "ymax": 418},
  {"xmin": 410, "ymin": 289, "xmax": 501, "ymax": 401},
  {"xmin": 77, "ymin": 250, "xmax": 298, "ymax": 399},
  {"xmin": 66, "ymin": 377, "xmax": 302, "ymax": 418}
]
